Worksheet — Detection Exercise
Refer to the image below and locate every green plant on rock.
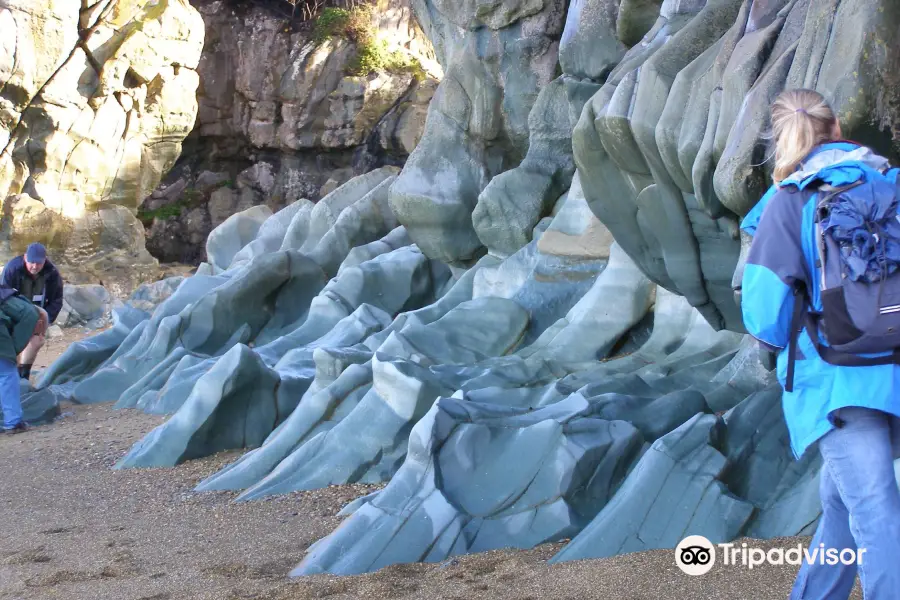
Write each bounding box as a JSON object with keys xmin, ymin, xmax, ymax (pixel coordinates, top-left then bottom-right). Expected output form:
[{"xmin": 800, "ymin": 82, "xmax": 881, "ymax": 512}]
[
  {"xmin": 385, "ymin": 49, "xmax": 426, "ymax": 82},
  {"xmin": 348, "ymin": 38, "xmax": 386, "ymax": 75},
  {"xmin": 313, "ymin": 7, "xmax": 351, "ymax": 43},
  {"xmin": 313, "ymin": 5, "xmax": 374, "ymax": 45},
  {"xmin": 137, "ymin": 203, "xmax": 185, "ymax": 225},
  {"xmin": 137, "ymin": 186, "xmax": 212, "ymax": 226},
  {"xmin": 348, "ymin": 38, "xmax": 426, "ymax": 80},
  {"xmin": 182, "ymin": 188, "xmax": 202, "ymax": 204},
  {"xmin": 312, "ymin": 4, "xmax": 425, "ymax": 80}
]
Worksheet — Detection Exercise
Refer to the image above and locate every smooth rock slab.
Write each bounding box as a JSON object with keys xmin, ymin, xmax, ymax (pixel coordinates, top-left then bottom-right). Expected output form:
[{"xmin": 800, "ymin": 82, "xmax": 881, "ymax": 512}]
[
  {"xmin": 516, "ymin": 242, "xmax": 653, "ymax": 369},
  {"xmin": 472, "ymin": 239, "xmax": 612, "ymax": 346},
  {"xmin": 536, "ymin": 172, "xmax": 615, "ymax": 260},
  {"xmin": 391, "ymin": 0, "xmax": 566, "ymax": 265},
  {"xmin": 472, "ymin": 77, "xmax": 576, "ymax": 258},
  {"xmin": 206, "ymin": 205, "xmax": 273, "ymax": 272},
  {"xmin": 16, "ymin": 380, "xmax": 61, "ymax": 425},
  {"xmin": 196, "ymin": 260, "xmax": 491, "ymax": 492},
  {"xmin": 67, "ymin": 251, "xmax": 308, "ymax": 405},
  {"xmin": 291, "ymin": 391, "xmax": 645, "ymax": 576},
  {"xmin": 56, "ymin": 284, "xmax": 113, "ymax": 329},
  {"xmin": 196, "ymin": 362, "xmax": 376, "ymax": 493},
  {"xmin": 116, "ymin": 345, "xmax": 281, "ymax": 468},
  {"xmin": 127, "ymin": 276, "xmax": 186, "ymax": 314},
  {"xmin": 722, "ymin": 383, "xmax": 822, "ymax": 538},
  {"xmin": 113, "ymin": 242, "xmax": 439, "ymax": 464},
  {"xmin": 550, "ymin": 412, "xmax": 755, "ymax": 563},
  {"xmin": 230, "ymin": 297, "xmax": 530, "ymax": 500},
  {"xmin": 33, "ymin": 305, "xmax": 149, "ymax": 390}
]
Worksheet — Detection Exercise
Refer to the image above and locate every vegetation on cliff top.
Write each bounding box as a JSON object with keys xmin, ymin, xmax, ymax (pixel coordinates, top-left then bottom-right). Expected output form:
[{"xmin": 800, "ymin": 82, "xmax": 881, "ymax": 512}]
[
  {"xmin": 313, "ymin": 5, "xmax": 425, "ymax": 80},
  {"xmin": 257, "ymin": 0, "xmax": 367, "ymax": 23}
]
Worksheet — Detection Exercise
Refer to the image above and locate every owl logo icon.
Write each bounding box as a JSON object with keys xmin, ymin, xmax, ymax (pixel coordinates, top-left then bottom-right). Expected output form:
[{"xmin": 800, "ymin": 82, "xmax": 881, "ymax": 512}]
[{"xmin": 676, "ymin": 535, "xmax": 716, "ymax": 575}]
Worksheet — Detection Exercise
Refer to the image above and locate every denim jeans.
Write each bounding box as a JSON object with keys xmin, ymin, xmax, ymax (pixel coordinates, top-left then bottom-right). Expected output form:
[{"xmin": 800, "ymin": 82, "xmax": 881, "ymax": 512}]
[
  {"xmin": 790, "ymin": 407, "xmax": 900, "ymax": 599},
  {"xmin": 0, "ymin": 357, "xmax": 21, "ymax": 429}
]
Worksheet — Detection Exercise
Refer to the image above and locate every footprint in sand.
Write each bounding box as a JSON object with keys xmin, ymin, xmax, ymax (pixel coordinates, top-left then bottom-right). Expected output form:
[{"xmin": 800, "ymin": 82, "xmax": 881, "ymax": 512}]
[
  {"xmin": 40, "ymin": 526, "xmax": 76, "ymax": 535},
  {"xmin": 3, "ymin": 546, "xmax": 52, "ymax": 565}
]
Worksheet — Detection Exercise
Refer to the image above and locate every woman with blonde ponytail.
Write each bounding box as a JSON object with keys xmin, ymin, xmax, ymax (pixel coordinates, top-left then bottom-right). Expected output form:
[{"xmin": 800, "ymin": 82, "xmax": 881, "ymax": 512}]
[
  {"xmin": 770, "ymin": 89, "xmax": 842, "ymax": 184},
  {"xmin": 741, "ymin": 89, "xmax": 900, "ymax": 599}
]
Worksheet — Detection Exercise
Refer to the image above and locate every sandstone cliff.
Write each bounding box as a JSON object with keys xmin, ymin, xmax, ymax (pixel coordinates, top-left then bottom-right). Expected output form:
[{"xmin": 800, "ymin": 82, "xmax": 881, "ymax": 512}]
[
  {"xmin": 0, "ymin": 0, "xmax": 441, "ymax": 279},
  {"xmin": 140, "ymin": 0, "xmax": 441, "ymax": 264},
  {"xmin": 0, "ymin": 0, "xmax": 204, "ymax": 294}
]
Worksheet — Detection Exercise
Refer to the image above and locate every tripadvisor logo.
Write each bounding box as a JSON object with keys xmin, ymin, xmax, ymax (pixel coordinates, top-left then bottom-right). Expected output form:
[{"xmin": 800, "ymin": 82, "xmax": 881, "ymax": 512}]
[
  {"xmin": 675, "ymin": 535, "xmax": 866, "ymax": 575},
  {"xmin": 676, "ymin": 535, "xmax": 716, "ymax": 575}
]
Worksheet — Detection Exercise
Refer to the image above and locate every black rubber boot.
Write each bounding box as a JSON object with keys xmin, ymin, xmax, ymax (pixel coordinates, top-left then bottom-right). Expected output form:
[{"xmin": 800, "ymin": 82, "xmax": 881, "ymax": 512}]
[{"xmin": 3, "ymin": 422, "xmax": 29, "ymax": 434}]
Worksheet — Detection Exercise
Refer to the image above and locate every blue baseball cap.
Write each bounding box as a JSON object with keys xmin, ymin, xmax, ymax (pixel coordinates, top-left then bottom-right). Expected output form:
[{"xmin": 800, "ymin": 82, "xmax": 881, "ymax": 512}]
[{"xmin": 25, "ymin": 242, "xmax": 46, "ymax": 263}]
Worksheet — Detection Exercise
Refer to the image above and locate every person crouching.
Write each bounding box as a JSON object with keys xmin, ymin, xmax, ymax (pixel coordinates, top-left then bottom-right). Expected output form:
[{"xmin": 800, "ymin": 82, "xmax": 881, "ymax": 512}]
[
  {"xmin": 0, "ymin": 243, "xmax": 63, "ymax": 380},
  {"xmin": 0, "ymin": 285, "xmax": 44, "ymax": 433}
]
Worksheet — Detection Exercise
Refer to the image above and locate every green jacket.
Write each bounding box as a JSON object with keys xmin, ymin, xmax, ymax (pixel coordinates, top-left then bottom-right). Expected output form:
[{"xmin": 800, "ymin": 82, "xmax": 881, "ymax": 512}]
[{"xmin": 0, "ymin": 294, "xmax": 38, "ymax": 362}]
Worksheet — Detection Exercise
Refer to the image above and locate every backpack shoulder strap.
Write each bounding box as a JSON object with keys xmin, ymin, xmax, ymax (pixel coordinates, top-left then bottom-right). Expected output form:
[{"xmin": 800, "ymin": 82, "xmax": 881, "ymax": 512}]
[
  {"xmin": 784, "ymin": 282, "xmax": 900, "ymax": 393},
  {"xmin": 785, "ymin": 283, "xmax": 807, "ymax": 392},
  {"xmin": 804, "ymin": 312, "xmax": 900, "ymax": 367}
]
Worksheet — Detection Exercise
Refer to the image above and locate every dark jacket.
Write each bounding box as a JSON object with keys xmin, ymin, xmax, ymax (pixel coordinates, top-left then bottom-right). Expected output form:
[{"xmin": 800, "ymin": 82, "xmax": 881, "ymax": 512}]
[
  {"xmin": 0, "ymin": 285, "xmax": 17, "ymax": 304},
  {"xmin": 0, "ymin": 255, "xmax": 64, "ymax": 323}
]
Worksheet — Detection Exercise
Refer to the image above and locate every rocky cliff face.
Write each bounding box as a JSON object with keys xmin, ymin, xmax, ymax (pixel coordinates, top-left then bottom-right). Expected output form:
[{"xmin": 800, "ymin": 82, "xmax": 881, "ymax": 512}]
[
  {"xmin": 140, "ymin": 0, "xmax": 441, "ymax": 264},
  {"xmin": 393, "ymin": 0, "xmax": 900, "ymax": 330},
  {"xmin": 572, "ymin": 0, "xmax": 900, "ymax": 332},
  {"xmin": 389, "ymin": 0, "xmax": 571, "ymax": 267},
  {"xmin": 0, "ymin": 0, "xmax": 205, "ymax": 294}
]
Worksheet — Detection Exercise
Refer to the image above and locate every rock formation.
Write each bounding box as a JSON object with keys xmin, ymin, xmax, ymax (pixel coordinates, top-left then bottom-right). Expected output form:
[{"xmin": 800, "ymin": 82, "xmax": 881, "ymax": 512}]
[
  {"xmin": 139, "ymin": 0, "xmax": 442, "ymax": 264},
  {"xmin": 394, "ymin": 0, "xmax": 899, "ymax": 328},
  {"xmin": 27, "ymin": 164, "xmax": 814, "ymax": 574},
  {"xmin": 9, "ymin": 0, "xmax": 900, "ymax": 582},
  {"xmin": 0, "ymin": 0, "xmax": 206, "ymax": 293},
  {"xmin": 388, "ymin": 0, "xmax": 568, "ymax": 266},
  {"xmin": 572, "ymin": 0, "xmax": 899, "ymax": 332}
]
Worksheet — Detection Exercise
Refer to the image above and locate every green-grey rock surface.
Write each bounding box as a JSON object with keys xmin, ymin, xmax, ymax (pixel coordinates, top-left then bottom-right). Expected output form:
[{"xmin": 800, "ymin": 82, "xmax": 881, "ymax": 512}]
[{"xmin": 27, "ymin": 0, "xmax": 900, "ymax": 582}]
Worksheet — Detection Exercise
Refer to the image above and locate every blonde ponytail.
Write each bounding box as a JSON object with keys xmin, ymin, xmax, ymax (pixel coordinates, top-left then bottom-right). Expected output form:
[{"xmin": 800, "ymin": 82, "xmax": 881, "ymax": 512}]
[{"xmin": 770, "ymin": 89, "xmax": 838, "ymax": 184}]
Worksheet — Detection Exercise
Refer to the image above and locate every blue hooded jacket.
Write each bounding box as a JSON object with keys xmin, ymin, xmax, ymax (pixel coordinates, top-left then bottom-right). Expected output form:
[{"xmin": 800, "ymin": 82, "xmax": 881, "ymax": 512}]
[{"xmin": 740, "ymin": 142, "xmax": 900, "ymax": 459}]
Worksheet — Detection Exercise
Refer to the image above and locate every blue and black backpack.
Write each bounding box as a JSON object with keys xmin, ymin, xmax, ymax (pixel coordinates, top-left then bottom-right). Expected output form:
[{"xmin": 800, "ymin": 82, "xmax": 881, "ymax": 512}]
[{"xmin": 785, "ymin": 164, "xmax": 900, "ymax": 390}]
